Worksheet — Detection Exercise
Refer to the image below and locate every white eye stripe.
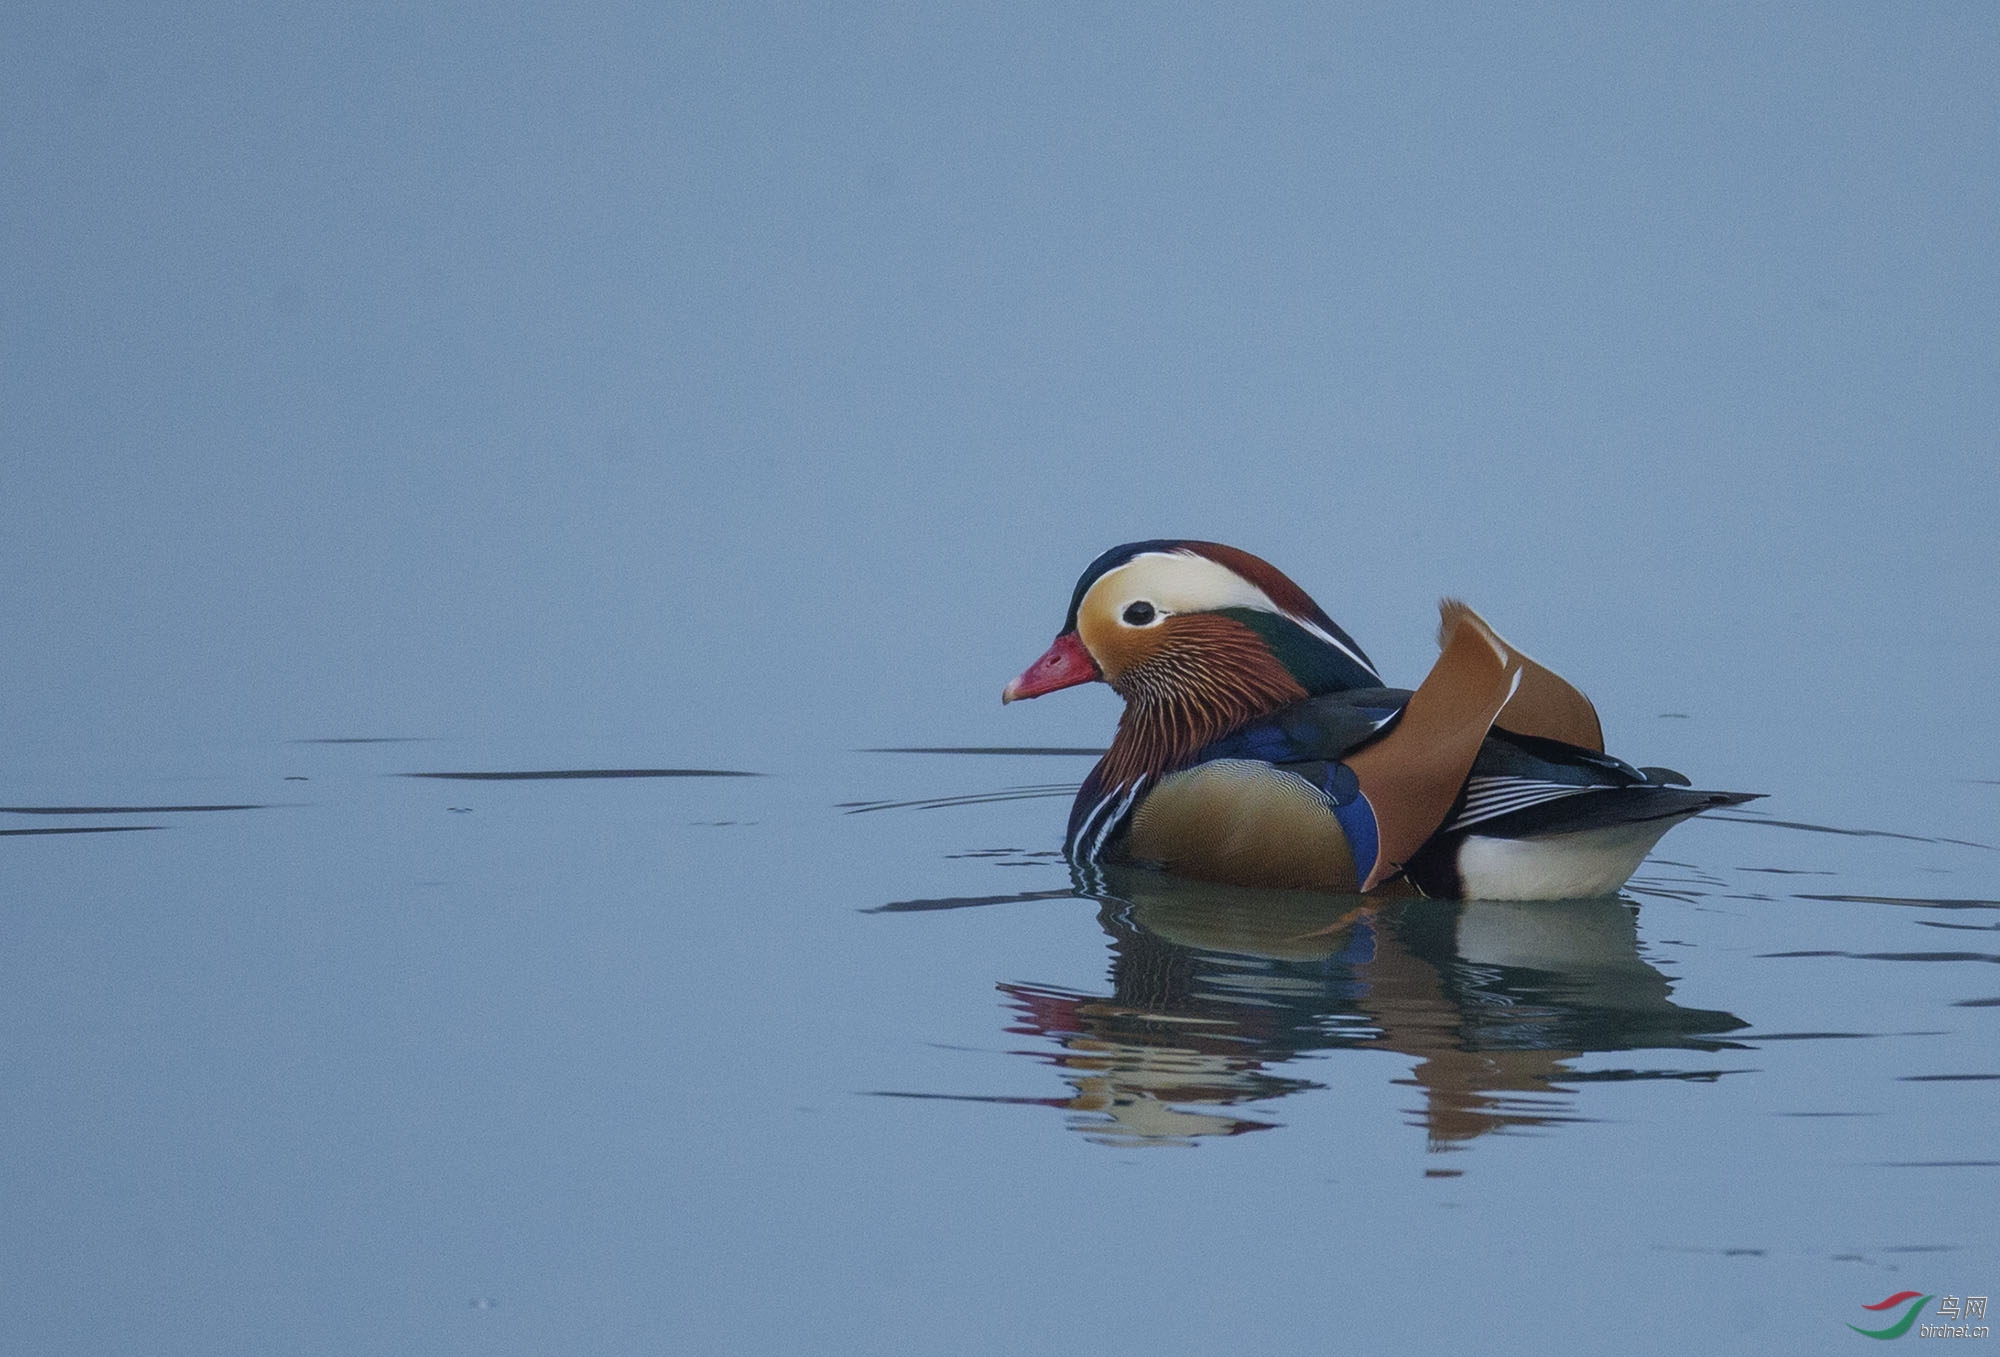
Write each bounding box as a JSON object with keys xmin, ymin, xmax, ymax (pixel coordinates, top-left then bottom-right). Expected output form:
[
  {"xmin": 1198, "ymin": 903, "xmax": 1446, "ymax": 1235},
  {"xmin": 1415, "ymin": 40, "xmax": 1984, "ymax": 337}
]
[
  {"xmin": 1086, "ymin": 552, "xmax": 1379, "ymax": 680},
  {"xmin": 1089, "ymin": 553, "xmax": 1279, "ymax": 617},
  {"xmin": 1282, "ymin": 615, "xmax": 1375, "ymax": 677}
]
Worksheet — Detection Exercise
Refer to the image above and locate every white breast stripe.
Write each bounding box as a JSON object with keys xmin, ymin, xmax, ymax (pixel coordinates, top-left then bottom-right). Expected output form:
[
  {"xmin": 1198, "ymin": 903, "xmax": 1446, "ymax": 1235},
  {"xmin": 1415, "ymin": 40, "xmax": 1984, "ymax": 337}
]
[
  {"xmin": 1065, "ymin": 794, "xmax": 1110, "ymax": 857},
  {"xmin": 1068, "ymin": 790, "xmax": 1110, "ymax": 858},
  {"xmin": 1086, "ymin": 777, "xmax": 1148, "ymax": 860},
  {"xmin": 1067, "ymin": 775, "xmax": 1149, "ymax": 861}
]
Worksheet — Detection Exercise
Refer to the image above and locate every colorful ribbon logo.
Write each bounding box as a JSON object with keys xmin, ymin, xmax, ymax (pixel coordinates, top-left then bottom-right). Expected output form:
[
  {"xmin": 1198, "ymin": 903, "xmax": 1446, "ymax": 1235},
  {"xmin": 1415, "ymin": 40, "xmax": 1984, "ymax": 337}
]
[{"xmin": 1849, "ymin": 1292, "xmax": 1932, "ymax": 1340}]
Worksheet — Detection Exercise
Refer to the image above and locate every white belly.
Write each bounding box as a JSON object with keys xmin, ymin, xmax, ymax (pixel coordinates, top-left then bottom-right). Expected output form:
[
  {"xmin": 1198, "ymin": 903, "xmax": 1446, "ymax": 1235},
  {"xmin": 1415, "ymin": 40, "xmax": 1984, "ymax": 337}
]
[{"xmin": 1453, "ymin": 818, "xmax": 1685, "ymax": 900}]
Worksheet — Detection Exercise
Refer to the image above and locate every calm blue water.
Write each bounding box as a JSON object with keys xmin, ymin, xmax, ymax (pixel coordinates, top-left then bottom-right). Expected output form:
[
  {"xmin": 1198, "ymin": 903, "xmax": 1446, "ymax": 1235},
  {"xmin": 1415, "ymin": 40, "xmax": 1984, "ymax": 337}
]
[
  {"xmin": 2, "ymin": 740, "xmax": 1993, "ymax": 1352},
  {"xmin": 3, "ymin": 4, "xmax": 1996, "ymax": 1353}
]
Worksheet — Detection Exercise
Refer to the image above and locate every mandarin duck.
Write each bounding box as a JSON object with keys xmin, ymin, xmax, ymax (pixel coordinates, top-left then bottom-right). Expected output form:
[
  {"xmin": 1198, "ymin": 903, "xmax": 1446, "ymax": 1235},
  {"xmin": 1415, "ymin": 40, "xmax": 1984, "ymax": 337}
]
[{"xmin": 1003, "ymin": 540, "xmax": 1757, "ymax": 900}]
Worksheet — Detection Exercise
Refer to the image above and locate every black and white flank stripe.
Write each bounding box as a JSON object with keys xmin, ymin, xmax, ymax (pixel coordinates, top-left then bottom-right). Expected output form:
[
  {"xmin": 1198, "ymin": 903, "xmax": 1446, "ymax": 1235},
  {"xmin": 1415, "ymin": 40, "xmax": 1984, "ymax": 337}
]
[{"xmin": 1446, "ymin": 775, "xmax": 1607, "ymax": 832}]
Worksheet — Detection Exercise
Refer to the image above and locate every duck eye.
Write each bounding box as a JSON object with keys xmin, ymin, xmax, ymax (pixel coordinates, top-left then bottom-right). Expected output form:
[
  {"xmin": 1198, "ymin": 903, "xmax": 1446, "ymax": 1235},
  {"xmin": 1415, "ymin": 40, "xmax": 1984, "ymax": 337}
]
[{"xmin": 1122, "ymin": 601, "xmax": 1157, "ymax": 626}]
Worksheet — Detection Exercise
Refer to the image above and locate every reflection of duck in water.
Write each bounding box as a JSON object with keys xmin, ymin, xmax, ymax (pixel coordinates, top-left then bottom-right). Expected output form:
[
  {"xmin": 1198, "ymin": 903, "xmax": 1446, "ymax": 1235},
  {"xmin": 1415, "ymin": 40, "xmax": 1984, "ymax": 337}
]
[
  {"xmin": 997, "ymin": 868, "xmax": 1746, "ymax": 1150},
  {"xmin": 1003, "ymin": 541, "xmax": 1756, "ymax": 898}
]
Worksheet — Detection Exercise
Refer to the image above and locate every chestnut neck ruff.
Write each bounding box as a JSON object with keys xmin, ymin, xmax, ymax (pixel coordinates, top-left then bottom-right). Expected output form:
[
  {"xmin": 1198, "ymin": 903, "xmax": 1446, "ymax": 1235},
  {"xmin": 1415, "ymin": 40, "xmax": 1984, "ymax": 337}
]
[{"xmin": 1094, "ymin": 614, "xmax": 1309, "ymax": 788}]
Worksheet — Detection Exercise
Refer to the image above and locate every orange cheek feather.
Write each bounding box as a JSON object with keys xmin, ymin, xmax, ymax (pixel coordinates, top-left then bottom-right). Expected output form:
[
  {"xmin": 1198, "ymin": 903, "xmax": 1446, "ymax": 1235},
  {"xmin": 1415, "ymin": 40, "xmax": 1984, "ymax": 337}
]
[{"xmin": 1073, "ymin": 595, "xmax": 1164, "ymax": 686}]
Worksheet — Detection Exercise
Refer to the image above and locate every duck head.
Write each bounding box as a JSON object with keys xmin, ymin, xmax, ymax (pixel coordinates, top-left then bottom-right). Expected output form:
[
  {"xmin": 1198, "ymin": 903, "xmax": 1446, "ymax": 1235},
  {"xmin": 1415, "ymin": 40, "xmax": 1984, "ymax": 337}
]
[{"xmin": 1005, "ymin": 541, "xmax": 1381, "ymax": 776}]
